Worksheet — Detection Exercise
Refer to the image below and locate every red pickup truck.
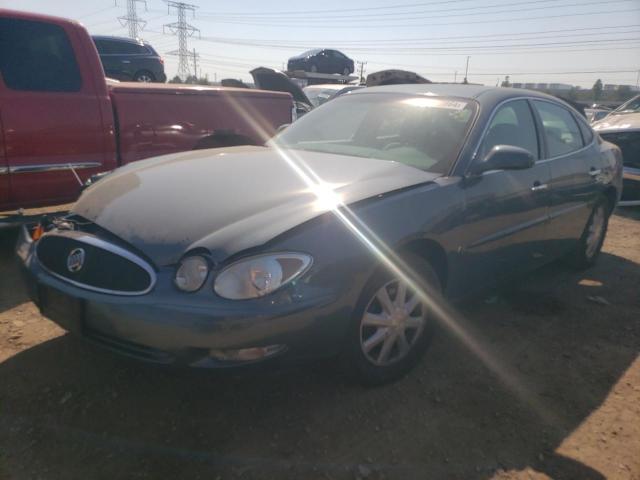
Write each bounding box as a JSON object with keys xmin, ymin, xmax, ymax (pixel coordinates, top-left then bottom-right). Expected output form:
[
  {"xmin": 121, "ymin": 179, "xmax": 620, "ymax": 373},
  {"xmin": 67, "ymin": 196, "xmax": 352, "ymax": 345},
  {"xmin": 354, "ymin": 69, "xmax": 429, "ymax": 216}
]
[{"xmin": 0, "ymin": 9, "xmax": 293, "ymax": 212}]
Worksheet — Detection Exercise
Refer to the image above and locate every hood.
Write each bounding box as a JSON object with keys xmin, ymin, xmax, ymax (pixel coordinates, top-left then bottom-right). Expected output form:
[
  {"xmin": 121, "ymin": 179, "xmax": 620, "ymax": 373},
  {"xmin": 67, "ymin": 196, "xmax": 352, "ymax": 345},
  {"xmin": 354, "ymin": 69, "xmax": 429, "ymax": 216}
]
[
  {"xmin": 250, "ymin": 67, "xmax": 312, "ymax": 107},
  {"xmin": 72, "ymin": 146, "xmax": 438, "ymax": 266},
  {"xmin": 593, "ymin": 112, "xmax": 640, "ymax": 132}
]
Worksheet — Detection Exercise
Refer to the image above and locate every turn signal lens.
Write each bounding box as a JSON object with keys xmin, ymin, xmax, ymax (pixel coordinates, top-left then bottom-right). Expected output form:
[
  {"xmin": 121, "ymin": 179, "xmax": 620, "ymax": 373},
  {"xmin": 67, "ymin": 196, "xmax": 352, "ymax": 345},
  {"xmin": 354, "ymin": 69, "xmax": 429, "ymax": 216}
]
[{"xmin": 175, "ymin": 255, "xmax": 209, "ymax": 292}]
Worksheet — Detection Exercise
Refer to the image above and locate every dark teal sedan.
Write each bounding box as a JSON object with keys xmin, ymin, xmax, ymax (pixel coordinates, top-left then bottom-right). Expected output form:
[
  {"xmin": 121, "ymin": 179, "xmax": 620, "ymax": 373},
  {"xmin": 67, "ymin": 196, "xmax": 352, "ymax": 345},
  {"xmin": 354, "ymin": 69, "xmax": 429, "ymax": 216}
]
[{"xmin": 18, "ymin": 85, "xmax": 623, "ymax": 384}]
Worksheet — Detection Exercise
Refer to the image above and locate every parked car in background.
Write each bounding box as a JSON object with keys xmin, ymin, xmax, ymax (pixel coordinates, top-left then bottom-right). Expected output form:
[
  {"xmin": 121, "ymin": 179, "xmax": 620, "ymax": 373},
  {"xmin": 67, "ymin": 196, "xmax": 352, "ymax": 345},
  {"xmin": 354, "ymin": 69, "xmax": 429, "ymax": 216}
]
[
  {"xmin": 287, "ymin": 49, "xmax": 354, "ymax": 75},
  {"xmin": 303, "ymin": 83, "xmax": 364, "ymax": 107},
  {"xmin": 593, "ymin": 95, "xmax": 640, "ymax": 206},
  {"xmin": 0, "ymin": 9, "xmax": 294, "ymax": 212},
  {"xmin": 365, "ymin": 70, "xmax": 430, "ymax": 86},
  {"xmin": 251, "ymin": 67, "xmax": 314, "ymax": 118},
  {"xmin": 92, "ymin": 35, "xmax": 166, "ymax": 83},
  {"xmin": 18, "ymin": 85, "xmax": 622, "ymax": 384}
]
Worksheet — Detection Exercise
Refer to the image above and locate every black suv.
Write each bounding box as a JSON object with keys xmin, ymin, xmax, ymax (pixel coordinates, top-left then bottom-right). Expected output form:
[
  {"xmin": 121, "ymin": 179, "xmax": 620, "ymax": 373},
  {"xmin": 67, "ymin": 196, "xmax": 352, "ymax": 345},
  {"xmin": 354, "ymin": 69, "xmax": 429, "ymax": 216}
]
[
  {"xmin": 287, "ymin": 49, "xmax": 354, "ymax": 76},
  {"xmin": 92, "ymin": 36, "xmax": 166, "ymax": 83}
]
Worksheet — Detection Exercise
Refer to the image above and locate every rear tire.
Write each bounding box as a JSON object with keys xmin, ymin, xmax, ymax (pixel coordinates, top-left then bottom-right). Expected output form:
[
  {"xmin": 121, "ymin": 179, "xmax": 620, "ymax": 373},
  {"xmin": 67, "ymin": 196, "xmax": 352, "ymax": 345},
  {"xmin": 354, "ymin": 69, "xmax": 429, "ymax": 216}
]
[
  {"xmin": 346, "ymin": 254, "xmax": 442, "ymax": 386},
  {"xmin": 568, "ymin": 197, "xmax": 610, "ymax": 269}
]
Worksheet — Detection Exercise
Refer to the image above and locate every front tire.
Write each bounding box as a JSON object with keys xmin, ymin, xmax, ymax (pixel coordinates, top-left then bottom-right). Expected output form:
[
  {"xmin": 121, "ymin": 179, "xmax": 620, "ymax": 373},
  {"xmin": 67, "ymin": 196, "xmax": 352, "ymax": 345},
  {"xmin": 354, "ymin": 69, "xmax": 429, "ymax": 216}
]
[
  {"xmin": 568, "ymin": 197, "xmax": 610, "ymax": 269},
  {"xmin": 346, "ymin": 254, "xmax": 442, "ymax": 385}
]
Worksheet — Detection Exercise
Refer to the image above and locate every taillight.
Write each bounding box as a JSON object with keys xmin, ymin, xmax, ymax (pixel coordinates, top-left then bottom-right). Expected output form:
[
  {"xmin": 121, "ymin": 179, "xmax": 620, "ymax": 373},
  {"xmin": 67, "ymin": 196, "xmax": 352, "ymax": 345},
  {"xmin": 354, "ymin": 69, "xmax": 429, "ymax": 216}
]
[{"xmin": 159, "ymin": 57, "xmax": 164, "ymax": 65}]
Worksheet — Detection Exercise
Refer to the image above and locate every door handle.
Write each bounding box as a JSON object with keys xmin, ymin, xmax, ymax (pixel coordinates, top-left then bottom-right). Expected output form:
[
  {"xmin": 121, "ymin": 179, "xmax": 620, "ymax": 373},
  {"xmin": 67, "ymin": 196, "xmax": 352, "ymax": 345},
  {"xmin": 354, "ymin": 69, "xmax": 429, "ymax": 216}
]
[
  {"xmin": 121, "ymin": 60, "xmax": 131, "ymax": 64},
  {"xmin": 531, "ymin": 182, "xmax": 549, "ymax": 192},
  {"xmin": 589, "ymin": 168, "xmax": 602, "ymax": 177}
]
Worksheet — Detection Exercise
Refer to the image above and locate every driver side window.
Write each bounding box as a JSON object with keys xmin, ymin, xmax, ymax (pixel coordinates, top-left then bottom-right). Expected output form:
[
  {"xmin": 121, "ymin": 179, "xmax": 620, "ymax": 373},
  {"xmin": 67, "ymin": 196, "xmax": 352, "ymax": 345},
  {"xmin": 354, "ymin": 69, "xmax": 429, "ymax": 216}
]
[{"xmin": 480, "ymin": 100, "xmax": 539, "ymax": 160}]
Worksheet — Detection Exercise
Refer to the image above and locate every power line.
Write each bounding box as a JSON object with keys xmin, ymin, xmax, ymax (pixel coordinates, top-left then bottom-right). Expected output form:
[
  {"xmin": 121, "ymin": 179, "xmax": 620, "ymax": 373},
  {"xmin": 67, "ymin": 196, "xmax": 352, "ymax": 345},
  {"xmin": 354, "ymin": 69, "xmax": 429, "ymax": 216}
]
[
  {"xmin": 163, "ymin": 1, "xmax": 200, "ymax": 79},
  {"xmin": 188, "ymin": 24, "xmax": 640, "ymax": 47},
  {"xmin": 117, "ymin": 0, "xmax": 147, "ymax": 39},
  {"xmin": 196, "ymin": 7, "xmax": 640, "ymax": 29},
  {"xmin": 205, "ymin": 0, "xmax": 630, "ymax": 22}
]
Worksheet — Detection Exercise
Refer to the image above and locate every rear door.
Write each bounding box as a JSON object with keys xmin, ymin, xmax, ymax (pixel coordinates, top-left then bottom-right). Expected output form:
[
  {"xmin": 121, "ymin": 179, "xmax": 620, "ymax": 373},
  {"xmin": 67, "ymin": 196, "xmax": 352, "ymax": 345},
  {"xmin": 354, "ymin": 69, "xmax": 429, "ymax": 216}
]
[
  {"xmin": 531, "ymin": 100, "xmax": 594, "ymax": 251},
  {"xmin": 461, "ymin": 99, "xmax": 552, "ymax": 284},
  {"xmin": 0, "ymin": 16, "xmax": 106, "ymax": 208}
]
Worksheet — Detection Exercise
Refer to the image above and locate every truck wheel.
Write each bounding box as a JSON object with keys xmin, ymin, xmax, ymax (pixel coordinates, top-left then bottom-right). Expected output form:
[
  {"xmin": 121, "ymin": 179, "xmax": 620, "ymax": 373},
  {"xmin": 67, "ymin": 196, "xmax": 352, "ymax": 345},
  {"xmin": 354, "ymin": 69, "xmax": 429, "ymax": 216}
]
[
  {"xmin": 346, "ymin": 253, "xmax": 441, "ymax": 386},
  {"xmin": 134, "ymin": 70, "xmax": 155, "ymax": 82},
  {"xmin": 567, "ymin": 196, "xmax": 610, "ymax": 269}
]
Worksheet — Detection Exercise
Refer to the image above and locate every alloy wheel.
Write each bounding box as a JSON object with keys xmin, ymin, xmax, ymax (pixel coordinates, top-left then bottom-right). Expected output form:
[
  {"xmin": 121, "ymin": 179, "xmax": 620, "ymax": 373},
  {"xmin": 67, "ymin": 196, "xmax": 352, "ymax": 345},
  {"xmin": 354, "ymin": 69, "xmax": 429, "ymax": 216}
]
[{"xmin": 360, "ymin": 279, "xmax": 426, "ymax": 366}]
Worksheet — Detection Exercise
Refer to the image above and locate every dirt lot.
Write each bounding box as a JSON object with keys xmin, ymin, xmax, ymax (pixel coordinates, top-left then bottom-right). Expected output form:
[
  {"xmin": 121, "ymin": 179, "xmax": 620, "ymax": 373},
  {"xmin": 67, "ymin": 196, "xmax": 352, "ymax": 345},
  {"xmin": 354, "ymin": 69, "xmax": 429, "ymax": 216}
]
[{"xmin": 0, "ymin": 210, "xmax": 639, "ymax": 480}]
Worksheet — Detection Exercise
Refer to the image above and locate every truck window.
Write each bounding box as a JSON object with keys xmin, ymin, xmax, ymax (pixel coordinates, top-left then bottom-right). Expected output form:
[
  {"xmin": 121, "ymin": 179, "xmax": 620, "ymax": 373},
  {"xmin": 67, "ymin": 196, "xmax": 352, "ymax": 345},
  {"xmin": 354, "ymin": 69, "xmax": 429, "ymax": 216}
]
[{"xmin": 0, "ymin": 17, "xmax": 82, "ymax": 92}]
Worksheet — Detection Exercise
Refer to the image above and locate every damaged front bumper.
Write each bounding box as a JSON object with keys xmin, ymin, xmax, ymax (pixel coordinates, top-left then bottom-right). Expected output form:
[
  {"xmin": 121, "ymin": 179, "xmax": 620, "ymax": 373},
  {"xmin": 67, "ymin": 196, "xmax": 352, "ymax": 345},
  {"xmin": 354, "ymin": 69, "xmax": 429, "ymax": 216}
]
[{"xmin": 16, "ymin": 225, "xmax": 341, "ymax": 368}]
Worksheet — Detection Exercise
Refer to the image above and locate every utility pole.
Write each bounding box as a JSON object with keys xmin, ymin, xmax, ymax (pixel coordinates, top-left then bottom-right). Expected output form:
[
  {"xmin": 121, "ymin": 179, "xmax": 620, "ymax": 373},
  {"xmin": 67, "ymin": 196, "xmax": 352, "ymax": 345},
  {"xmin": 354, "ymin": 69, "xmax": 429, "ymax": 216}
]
[
  {"xmin": 117, "ymin": 0, "xmax": 147, "ymax": 39},
  {"xmin": 163, "ymin": 1, "xmax": 200, "ymax": 80},
  {"xmin": 463, "ymin": 56, "xmax": 470, "ymax": 84},
  {"xmin": 357, "ymin": 61, "xmax": 367, "ymax": 83}
]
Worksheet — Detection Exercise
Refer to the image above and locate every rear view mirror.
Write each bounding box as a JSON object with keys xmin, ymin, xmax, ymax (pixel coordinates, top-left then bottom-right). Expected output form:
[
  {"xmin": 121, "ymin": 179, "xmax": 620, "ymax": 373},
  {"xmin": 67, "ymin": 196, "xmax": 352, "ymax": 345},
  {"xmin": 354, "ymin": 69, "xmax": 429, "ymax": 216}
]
[{"xmin": 472, "ymin": 145, "xmax": 535, "ymax": 175}]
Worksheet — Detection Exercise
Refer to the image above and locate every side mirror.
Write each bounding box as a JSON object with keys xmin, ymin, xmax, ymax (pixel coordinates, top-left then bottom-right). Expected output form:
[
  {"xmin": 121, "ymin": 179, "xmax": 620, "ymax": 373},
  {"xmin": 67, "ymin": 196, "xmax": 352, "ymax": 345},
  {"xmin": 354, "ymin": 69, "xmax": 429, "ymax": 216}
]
[{"xmin": 472, "ymin": 145, "xmax": 535, "ymax": 175}]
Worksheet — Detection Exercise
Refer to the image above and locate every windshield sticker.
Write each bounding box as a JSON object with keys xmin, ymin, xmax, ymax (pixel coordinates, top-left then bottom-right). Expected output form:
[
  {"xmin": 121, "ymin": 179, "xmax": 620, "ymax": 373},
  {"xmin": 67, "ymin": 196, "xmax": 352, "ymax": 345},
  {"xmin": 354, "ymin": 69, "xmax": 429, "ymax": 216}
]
[{"xmin": 401, "ymin": 97, "xmax": 468, "ymax": 110}]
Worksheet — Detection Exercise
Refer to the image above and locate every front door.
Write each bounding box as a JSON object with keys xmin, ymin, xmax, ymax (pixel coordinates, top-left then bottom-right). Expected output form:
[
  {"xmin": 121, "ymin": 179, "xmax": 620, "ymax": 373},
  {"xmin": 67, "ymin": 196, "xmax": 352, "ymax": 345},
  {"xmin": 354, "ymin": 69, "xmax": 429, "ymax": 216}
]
[
  {"xmin": 0, "ymin": 16, "xmax": 106, "ymax": 209},
  {"xmin": 460, "ymin": 99, "xmax": 552, "ymax": 286}
]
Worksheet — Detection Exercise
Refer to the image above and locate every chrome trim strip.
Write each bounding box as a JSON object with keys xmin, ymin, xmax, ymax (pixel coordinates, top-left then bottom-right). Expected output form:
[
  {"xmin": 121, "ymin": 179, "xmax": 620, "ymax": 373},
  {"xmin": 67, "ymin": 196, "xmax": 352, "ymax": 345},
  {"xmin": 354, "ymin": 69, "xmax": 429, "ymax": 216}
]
[
  {"xmin": 623, "ymin": 166, "xmax": 640, "ymax": 181},
  {"xmin": 10, "ymin": 162, "xmax": 101, "ymax": 174},
  {"xmin": 0, "ymin": 167, "xmax": 8, "ymax": 175},
  {"xmin": 36, "ymin": 232, "xmax": 157, "ymax": 296},
  {"xmin": 467, "ymin": 214, "xmax": 548, "ymax": 250}
]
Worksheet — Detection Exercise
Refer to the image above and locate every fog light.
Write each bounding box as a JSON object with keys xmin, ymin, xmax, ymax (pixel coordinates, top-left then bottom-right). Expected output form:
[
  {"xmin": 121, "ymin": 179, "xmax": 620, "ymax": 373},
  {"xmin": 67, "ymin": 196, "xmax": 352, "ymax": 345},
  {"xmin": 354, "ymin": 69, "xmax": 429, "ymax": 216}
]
[{"xmin": 209, "ymin": 344, "xmax": 286, "ymax": 362}]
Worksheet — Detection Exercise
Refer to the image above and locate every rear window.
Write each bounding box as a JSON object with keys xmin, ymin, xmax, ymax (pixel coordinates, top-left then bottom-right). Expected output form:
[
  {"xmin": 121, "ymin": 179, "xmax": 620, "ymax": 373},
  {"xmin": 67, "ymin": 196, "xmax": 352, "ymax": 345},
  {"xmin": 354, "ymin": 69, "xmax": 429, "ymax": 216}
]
[{"xmin": 0, "ymin": 17, "xmax": 82, "ymax": 92}]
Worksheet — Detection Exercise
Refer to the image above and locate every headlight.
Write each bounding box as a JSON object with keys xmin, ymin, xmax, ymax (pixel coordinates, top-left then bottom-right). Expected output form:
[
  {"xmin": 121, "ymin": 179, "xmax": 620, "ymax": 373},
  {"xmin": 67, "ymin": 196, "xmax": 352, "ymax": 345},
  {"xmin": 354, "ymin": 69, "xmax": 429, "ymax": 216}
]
[
  {"xmin": 214, "ymin": 253, "xmax": 312, "ymax": 300},
  {"xmin": 175, "ymin": 255, "xmax": 210, "ymax": 292}
]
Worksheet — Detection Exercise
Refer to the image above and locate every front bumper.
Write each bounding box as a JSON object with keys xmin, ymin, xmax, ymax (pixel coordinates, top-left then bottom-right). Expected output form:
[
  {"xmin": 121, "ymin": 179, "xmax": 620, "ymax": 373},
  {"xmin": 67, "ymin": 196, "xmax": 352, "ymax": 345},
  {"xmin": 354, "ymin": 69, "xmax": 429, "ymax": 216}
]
[
  {"xmin": 16, "ymin": 227, "xmax": 344, "ymax": 368},
  {"xmin": 620, "ymin": 166, "xmax": 640, "ymax": 206}
]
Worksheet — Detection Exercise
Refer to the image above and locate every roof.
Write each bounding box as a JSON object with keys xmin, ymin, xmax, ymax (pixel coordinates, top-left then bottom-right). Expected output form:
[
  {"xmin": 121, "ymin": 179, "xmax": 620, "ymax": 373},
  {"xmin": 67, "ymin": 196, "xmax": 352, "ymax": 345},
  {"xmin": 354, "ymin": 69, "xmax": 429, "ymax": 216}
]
[
  {"xmin": 351, "ymin": 83, "xmax": 564, "ymax": 103},
  {"xmin": 92, "ymin": 35, "xmax": 147, "ymax": 45}
]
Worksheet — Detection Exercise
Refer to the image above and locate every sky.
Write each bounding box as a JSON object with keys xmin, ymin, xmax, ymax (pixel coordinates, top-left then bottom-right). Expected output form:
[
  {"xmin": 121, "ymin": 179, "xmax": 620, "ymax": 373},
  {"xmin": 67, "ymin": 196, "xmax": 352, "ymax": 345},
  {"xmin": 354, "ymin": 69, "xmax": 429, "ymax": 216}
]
[{"xmin": 5, "ymin": 0, "xmax": 640, "ymax": 88}]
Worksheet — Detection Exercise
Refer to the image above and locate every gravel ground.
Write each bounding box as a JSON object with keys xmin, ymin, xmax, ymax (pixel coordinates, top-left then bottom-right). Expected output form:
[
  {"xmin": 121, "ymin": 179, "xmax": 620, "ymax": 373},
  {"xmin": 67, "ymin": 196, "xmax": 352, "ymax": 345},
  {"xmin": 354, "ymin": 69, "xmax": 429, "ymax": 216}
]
[{"xmin": 0, "ymin": 209, "xmax": 638, "ymax": 480}]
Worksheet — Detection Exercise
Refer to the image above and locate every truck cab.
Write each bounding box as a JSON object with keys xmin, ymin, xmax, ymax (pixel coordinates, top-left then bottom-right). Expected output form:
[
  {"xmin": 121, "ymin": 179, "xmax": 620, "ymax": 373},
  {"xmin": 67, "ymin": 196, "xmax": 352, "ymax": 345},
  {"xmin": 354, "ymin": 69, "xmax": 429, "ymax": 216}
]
[{"xmin": 0, "ymin": 9, "xmax": 293, "ymax": 212}]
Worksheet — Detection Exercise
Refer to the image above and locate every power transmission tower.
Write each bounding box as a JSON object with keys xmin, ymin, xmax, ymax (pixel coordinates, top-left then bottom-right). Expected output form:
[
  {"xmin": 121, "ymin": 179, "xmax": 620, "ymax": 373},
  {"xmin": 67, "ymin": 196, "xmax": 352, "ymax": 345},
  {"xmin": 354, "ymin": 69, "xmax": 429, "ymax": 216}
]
[
  {"xmin": 163, "ymin": 1, "xmax": 200, "ymax": 80},
  {"xmin": 117, "ymin": 0, "xmax": 147, "ymax": 39},
  {"xmin": 192, "ymin": 48, "xmax": 199, "ymax": 79}
]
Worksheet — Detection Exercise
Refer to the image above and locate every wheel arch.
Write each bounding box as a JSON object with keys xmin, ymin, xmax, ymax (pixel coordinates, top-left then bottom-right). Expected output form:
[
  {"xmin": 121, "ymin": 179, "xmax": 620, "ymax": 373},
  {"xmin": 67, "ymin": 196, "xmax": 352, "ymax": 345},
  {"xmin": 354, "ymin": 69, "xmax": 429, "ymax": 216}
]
[{"xmin": 397, "ymin": 238, "xmax": 449, "ymax": 290}]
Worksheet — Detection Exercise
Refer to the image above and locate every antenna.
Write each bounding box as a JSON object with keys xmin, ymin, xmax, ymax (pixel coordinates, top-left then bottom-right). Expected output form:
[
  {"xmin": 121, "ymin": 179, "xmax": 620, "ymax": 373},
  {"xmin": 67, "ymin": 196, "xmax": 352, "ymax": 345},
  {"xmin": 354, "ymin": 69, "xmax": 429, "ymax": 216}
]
[
  {"xmin": 163, "ymin": 1, "xmax": 200, "ymax": 80},
  {"xmin": 117, "ymin": 0, "xmax": 147, "ymax": 39}
]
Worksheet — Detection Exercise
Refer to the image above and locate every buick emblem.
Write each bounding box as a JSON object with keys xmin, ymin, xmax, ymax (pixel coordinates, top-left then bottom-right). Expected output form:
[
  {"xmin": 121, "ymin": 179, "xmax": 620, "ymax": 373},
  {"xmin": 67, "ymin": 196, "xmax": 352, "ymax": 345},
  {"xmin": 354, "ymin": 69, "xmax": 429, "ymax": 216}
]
[{"xmin": 67, "ymin": 248, "xmax": 86, "ymax": 273}]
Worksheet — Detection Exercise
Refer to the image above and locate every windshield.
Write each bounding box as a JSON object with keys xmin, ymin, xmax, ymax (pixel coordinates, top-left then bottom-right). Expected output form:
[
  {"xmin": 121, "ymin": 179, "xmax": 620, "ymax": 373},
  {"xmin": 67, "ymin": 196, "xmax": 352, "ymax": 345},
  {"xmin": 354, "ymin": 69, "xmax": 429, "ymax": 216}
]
[
  {"xmin": 271, "ymin": 93, "xmax": 477, "ymax": 174},
  {"xmin": 612, "ymin": 94, "xmax": 640, "ymax": 114}
]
